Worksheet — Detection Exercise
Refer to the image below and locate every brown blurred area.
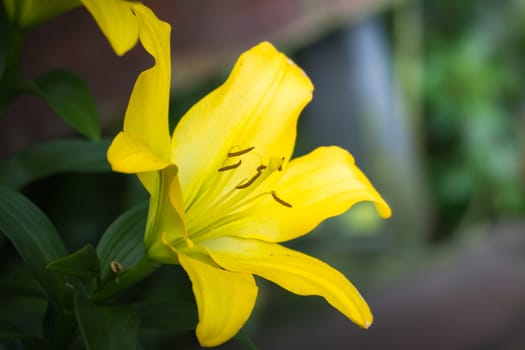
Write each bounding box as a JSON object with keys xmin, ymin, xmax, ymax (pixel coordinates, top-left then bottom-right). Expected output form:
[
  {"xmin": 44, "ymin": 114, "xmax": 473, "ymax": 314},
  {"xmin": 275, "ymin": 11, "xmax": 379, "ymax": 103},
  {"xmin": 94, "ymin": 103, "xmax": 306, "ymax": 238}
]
[
  {"xmin": 0, "ymin": 0, "xmax": 394, "ymax": 156},
  {"xmin": 256, "ymin": 222, "xmax": 525, "ymax": 350}
]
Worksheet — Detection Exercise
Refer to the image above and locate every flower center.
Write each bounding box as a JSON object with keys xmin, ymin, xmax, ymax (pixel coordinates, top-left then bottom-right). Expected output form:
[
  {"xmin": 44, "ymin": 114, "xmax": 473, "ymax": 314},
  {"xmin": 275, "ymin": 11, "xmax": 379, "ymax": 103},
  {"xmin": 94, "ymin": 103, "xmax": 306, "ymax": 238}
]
[{"xmin": 185, "ymin": 145, "xmax": 292, "ymax": 241}]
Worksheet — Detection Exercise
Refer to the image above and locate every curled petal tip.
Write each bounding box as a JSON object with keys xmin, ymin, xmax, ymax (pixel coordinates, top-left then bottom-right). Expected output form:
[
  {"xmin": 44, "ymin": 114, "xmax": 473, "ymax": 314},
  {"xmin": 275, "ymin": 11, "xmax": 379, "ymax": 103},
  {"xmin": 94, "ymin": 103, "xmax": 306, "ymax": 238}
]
[
  {"xmin": 363, "ymin": 319, "xmax": 373, "ymax": 329},
  {"xmin": 376, "ymin": 201, "xmax": 392, "ymax": 219},
  {"xmin": 354, "ymin": 309, "xmax": 373, "ymax": 329}
]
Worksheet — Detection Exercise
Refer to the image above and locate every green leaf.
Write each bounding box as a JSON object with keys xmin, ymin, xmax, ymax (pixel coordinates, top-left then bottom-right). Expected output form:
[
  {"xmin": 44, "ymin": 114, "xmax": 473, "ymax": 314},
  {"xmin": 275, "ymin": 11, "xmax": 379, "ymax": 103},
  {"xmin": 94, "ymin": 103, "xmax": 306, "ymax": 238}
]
[
  {"xmin": 136, "ymin": 300, "xmax": 197, "ymax": 331},
  {"xmin": 90, "ymin": 257, "xmax": 159, "ymax": 303},
  {"xmin": 47, "ymin": 244, "xmax": 100, "ymax": 277},
  {"xmin": 0, "ymin": 277, "xmax": 46, "ymax": 299},
  {"xmin": 0, "ymin": 319, "xmax": 29, "ymax": 340},
  {"xmin": 0, "ymin": 186, "xmax": 68, "ymax": 305},
  {"xmin": 136, "ymin": 300, "xmax": 257, "ymax": 349},
  {"xmin": 75, "ymin": 293, "xmax": 140, "ymax": 350},
  {"xmin": 0, "ymin": 138, "xmax": 111, "ymax": 189},
  {"xmin": 34, "ymin": 69, "xmax": 100, "ymax": 140},
  {"xmin": 96, "ymin": 202, "xmax": 147, "ymax": 281},
  {"xmin": 42, "ymin": 301, "xmax": 77, "ymax": 349},
  {"xmin": 0, "ymin": 277, "xmax": 49, "ymax": 343}
]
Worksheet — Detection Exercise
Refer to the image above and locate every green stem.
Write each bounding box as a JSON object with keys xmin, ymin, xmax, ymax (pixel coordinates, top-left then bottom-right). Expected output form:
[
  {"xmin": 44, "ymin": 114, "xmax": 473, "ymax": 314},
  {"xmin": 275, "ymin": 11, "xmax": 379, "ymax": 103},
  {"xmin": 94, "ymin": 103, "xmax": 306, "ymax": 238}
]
[
  {"xmin": 4, "ymin": 28, "xmax": 24, "ymax": 76},
  {"xmin": 0, "ymin": 25, "xmax": 25, "ymax": 117},
  {"xmin": 89, "ymin": 256, "xmax": 160, "ymax": 303}
]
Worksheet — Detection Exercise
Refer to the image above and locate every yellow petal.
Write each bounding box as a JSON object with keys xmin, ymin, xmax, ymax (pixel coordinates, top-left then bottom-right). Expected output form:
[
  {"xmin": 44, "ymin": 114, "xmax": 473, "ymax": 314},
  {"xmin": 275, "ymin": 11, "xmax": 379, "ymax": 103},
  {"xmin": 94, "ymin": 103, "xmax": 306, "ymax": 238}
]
[
  {"xmin": 107, "ymin": 132, "xmax": 171, "ymax": 173},
  {"xmin": 171, "ymin": 41, "xmax": 313, "ymax": 206},
  {"xmin": 222, "ymin": 146, "xmax": 391, "ymax": 242},
  {"xmin": 81, "ymin": 0, "xmax": 138, "ymax": 56},
  {"xmin": 122, "ymin": 4, "xmax": 172, "ymax": 159},
  {"xmin": 106, "ymin": 4, "xmax": 172, "ymax": 171},
  {"xmin": 179, "ymin": 254, "xmax": 258, "ymax": 347},
  {"xmin": 204, "ymin": 236, "xmax": 373, "ymax": 329},
  {"xmin": 144, "ymin": 166, "xmax": 188, "ymax": 263}
]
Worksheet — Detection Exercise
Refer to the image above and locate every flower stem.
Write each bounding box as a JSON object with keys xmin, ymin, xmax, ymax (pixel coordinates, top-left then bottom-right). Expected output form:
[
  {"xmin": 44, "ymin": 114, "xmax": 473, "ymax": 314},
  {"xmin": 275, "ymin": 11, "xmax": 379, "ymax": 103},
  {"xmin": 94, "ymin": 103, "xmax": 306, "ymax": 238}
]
[
  {"xmin": 89, "ymin": 256, "xmax": 160, "ymax": 303},
  {"xmin": 3, "ymin": 28, "xmax": 24, "ymax": 76},
  {"xmin": 0, "ymin": 24, "xmax": 25, "ymax": 117}
]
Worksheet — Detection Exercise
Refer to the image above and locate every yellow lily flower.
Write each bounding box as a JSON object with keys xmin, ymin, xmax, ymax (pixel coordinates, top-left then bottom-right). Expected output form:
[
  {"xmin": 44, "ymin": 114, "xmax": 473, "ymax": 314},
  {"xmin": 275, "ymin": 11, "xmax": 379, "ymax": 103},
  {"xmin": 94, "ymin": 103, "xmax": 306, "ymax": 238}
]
[{"xmin": 108, "ymin": 41, "xmax": 391, "ymax": 347}]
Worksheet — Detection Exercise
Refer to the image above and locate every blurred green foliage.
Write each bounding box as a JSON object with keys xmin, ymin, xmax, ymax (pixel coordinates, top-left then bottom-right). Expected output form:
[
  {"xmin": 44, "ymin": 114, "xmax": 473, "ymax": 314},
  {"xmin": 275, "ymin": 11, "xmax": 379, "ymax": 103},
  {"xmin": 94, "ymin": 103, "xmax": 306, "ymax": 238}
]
[{"xmin": 423, "ymin": 0, "xmax": 525, "ymax": 239}]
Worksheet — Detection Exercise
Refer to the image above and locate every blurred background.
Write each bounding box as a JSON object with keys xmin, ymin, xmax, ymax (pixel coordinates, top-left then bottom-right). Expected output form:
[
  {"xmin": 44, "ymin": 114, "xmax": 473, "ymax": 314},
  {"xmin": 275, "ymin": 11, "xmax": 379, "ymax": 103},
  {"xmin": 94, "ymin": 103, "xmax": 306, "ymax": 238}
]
[{"xmin": 2, "ymin": 0, "xmax": 525, "ymax": 349}]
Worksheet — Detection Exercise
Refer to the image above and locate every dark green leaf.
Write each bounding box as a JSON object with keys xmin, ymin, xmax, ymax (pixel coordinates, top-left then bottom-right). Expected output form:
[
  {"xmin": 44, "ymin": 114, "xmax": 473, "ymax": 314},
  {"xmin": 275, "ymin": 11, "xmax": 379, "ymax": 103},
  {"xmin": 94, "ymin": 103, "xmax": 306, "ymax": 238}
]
[
  {"xmin": 42, "ymin": 301, "xmax": 77, "ymax": 349},
  {"xmin": 0, "ymin": 278, "xmax": 49, "ymax": 342},
  {"xmin": 96, "ymin": 202, "xmax": 147, "ymax": 281},
  {"xmin": 34, "ymin": 69, "xmax": 100, "ymax": 140},
  {"xmin": 0, "ymin": 277, "xmax": 46, "ymax": 299},
  {"xmin": 136, "ymin": 300, "xmax": 257, "ymax": 349},
  {"xmin": 75, "ymin": 293, "xmax": 140, "ymax": 350},
  {"xmin": 0, "ymin": 186, "xmax": 68, "ymax": 305},
  {"xmin": 0, "ymin": 138, "xmax": 111, "ymax": 189},
  {"xmin": 136, "ymin": 300, "xmax": 197, "ymax": 331},
  {"xmin": 0, "ymin": 319, "xmax": 29, "ymax": 340},
  {"xmin": 47, "ymin": 244, "xmax": 100, "ymax": 277},
  {"xmin": 90, "ymin": 257, "xmax": 159, "ymax": 303}
]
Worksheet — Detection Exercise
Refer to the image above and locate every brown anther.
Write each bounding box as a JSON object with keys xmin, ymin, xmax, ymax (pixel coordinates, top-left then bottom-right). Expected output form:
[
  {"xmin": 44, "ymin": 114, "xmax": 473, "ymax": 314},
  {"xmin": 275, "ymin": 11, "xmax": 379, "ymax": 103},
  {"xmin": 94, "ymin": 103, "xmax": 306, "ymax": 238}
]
[
  {"xmin": 218, "ymin": 159, "xmax": 242, "ymax": 172},
  {"xmin": 278, "ymin": 157, "xmax": 285, "ymax": 171},
  {"xmin": 271, "ymin": 191, "xmax": 293, "ymax": 208},
  {"xmin": 257, "ymin": 164, "xmax": 268, "ymax": 172},
  {"xmin": 235, "ymin": 171, "xmax": 263, "ymax": 189},
  {"xmin": 228, "ymin": 146, "xmax": 255, "ymax": 157}
]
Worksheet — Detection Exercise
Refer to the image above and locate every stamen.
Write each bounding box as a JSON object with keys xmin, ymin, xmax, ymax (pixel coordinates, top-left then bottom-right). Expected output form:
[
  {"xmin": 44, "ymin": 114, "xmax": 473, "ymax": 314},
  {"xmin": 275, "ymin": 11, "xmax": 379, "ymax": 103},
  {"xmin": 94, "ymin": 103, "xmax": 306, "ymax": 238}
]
[
  {"xmin": 218, "ymin": 159, "xmax": 242, "ymax": 172},
  {"xmin": 235, "ymin": 162, "xmax": 269, "ymax": 189},
  {"xmin": 278, "ymin": 157, "xmax": 285, "ymax": 171},
  {"xmin": 228, "ymin": 146, "xmax": 255, "ymax": 157},
  {"xmin": 236, "ymin": 171, "xmax": 263, "ymax": 189},
  {"xmin": 268, "ymin": 156, "xmax": 285, "ymax": 171},
  {"xmin": 271, "ymin": 191, "xmax": 293, "ymax": 208}
]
